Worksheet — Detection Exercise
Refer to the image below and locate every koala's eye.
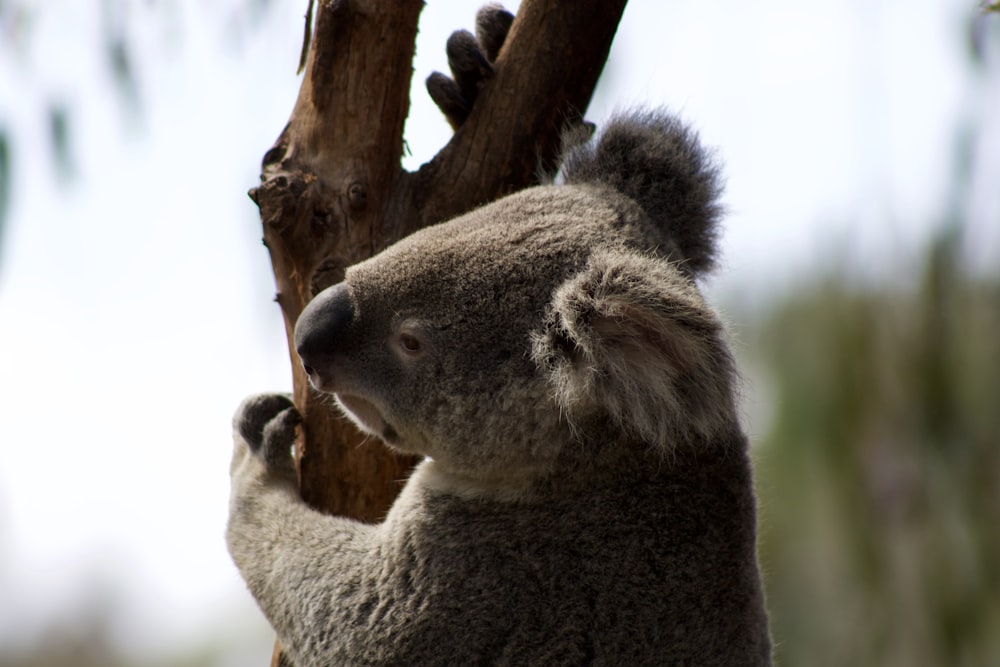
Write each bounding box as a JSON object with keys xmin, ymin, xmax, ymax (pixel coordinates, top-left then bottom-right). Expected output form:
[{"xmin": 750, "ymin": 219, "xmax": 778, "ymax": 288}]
[
  {"xmin": 392, "ymin": 319, "xmax": 429, "ymax": 360},
  {"xmin": 393, "ymin": 330, "xmax": 428, "ymax": 359},
  {"xmin": 399, "ymin": 333, "xmax": 422, "ymax": 353}
]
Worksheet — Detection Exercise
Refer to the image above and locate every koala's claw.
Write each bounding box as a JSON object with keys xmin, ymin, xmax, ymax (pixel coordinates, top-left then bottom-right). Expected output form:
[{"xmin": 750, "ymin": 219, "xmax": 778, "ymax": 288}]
[
  {"xmin": 261, "ymin": 406, "xmax": 301, "ymax": 474},
  {"xmin": 426, "ymin": 72, "xmax": 470, "ymax": 129},
  {"xmin": 476, "ymin": 3, "xmax": 514, "ymax": 62},
  {"xmin": 235, "ymin": 393, "xmax": 296, "ymax": 453},
  {"xmin": 234, "ymin": 394, "xmax": 299, "ymax": 480},
  {"xmin": 426, "ymin": 3, "xmax": 514, "ymax": 130}
]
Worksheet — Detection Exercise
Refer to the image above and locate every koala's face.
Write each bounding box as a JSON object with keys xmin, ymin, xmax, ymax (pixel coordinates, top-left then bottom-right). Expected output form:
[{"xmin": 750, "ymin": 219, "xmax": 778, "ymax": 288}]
[
  {"xmin": 295, "ymin": 182, "xmax": 735, "ymax": 481},
  {"xmin": 294, "ymin": 187, "xmax": 621, "ymax": 477},
  {"xmin": 293, "ymin": 111, "xmax": 738, "ymax": 482}
]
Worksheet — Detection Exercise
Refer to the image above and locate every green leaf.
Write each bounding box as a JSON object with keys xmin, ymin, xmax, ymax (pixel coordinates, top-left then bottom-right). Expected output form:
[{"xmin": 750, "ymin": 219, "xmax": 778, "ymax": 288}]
[{"xmin": 0, "ymin": 130, "xmax": 8, "ymax": 250}]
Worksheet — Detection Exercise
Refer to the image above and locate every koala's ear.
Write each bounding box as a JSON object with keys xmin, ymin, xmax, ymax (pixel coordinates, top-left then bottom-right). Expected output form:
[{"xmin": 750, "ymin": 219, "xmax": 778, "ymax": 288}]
[
  {"xmin": 531, "ymin": 251, "xmax": 736, "ymax": 450},
  {"xmin": 561, "ymin": 109, "xmax": 724, "ymax": 277}
]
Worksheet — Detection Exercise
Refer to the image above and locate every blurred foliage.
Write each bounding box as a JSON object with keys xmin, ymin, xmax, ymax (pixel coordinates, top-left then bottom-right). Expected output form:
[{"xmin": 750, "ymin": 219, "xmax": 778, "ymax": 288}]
[
  {"xmin": 47, "ymin": 103, "xmax": 73, "ymax": 183},
  {"xmin": 752, "ymin": 13, "xmax": 999, "ymax": 663},
  {"xmin": 0, "ymin": 130, "xmax": 8, "ymax": 235},
  {"xmin": 749, "ymin": 228, "xmax": 1000, "ymax": 666},
  {"xmin": 101, "ymin": 0, "xmax": 142, "ymax": 119},
  {"xmin": 0, "ymin": 0, "xmax": 283, "ymax": 253},
  {"xmin": 0, "ymin": 595, "xmax": 268, "ymax": 667}
]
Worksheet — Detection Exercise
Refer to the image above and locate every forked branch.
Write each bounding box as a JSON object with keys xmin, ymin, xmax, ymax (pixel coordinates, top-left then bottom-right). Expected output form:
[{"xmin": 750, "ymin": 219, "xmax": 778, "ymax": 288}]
[{"xmin": 249, "ymin": 1, "xmax": 626, "ymax": 663}]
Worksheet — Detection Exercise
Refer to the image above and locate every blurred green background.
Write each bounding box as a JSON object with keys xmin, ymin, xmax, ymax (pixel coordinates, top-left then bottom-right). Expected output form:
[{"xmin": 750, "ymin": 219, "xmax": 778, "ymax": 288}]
[{"xmin": 748, "ymin": 229, "xmax": 1000, "ymax": 666}]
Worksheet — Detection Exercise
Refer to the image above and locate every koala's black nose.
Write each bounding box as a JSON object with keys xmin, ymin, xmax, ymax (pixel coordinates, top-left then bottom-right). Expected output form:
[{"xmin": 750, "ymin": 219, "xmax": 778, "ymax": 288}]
[{"xmin": 294, "ymin": 282, "xmax": 355, "ymax": 374}]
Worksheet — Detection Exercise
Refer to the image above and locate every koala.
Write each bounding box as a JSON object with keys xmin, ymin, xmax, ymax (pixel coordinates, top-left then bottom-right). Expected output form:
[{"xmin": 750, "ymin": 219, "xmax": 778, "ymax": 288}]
[{"xmin": 228, "ymin": 110, "xmax": 772, "ymax": 666}]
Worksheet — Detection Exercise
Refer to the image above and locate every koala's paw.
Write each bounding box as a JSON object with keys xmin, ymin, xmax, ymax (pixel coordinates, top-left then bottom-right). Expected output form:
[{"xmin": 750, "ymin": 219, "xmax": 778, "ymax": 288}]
[
  {"xmin": 426, "ymin": 3, "xmax": 514, "ymax": 130},
  {"xmin": 233, "ymin": 393, "xmax": 300, "ymax": 481}
]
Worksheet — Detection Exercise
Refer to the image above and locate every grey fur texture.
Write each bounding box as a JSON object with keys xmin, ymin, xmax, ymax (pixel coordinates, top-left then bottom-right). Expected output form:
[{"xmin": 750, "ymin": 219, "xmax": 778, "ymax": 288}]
[
  {"xmin": 561, "ymin": 110, "xmax": 723, "ymax": 276},
  {"xmin": 228, "ymin": 109, "xmax": 772, "ymax": 666}
]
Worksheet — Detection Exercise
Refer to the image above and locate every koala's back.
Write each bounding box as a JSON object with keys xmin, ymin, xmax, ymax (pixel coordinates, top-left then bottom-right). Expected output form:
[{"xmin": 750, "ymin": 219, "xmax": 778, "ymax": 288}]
[{"xmin": 335, "ymin": 436, "xmax": 770, "ymax": 667}]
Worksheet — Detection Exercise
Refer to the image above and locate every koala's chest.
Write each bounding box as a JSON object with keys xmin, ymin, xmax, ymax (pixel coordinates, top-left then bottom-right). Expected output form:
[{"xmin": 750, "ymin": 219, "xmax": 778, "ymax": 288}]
[
  {"xmin": 396, "ymin": 484, "xmax": 730, "ymax": 600},
  {"xmin": 350, "ymin": 459, "xmax": 766, "ymax": 664},
  {"xmin": 361, "ymin": 484, "xmax": 747, "ymax": 665}
]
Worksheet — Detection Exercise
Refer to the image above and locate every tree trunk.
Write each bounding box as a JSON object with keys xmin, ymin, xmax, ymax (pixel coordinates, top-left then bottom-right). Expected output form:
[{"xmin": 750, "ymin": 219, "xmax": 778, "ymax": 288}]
[{"xmin": 248, "ymin": 1, "xmax": 626, "ymax": 663}]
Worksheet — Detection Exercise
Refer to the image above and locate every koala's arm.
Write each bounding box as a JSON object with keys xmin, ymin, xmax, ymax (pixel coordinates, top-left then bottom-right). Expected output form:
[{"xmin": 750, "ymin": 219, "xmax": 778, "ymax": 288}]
[{"xmin": 226, "ymin": 395, "xmax": 376, "ymax": 667}]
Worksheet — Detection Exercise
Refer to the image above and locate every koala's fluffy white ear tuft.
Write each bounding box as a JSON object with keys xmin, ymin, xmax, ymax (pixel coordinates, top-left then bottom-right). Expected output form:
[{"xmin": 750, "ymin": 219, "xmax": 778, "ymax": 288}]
[{"xmin": 531, "ymin": 251, "xmax": 737, "ymax": 450}]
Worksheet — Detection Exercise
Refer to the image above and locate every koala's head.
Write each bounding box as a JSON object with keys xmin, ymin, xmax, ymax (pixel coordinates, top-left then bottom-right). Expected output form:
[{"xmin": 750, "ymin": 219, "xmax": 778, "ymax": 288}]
[{"xmin": 294, "ymin": 110, "xmax": 737, "ymax": 483}]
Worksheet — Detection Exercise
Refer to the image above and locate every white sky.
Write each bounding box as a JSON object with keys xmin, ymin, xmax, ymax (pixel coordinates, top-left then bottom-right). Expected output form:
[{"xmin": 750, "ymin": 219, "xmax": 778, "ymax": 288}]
[{"xmin": 0, "ymin": 0, "xmax": 996, "ymax": 661}]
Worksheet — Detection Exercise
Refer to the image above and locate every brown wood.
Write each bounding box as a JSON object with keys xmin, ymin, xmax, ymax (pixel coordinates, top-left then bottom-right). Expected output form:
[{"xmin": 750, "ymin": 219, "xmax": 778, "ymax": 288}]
[{"xmin": 249, "ymin": 1, "xmax": 626, "ymax": 664}]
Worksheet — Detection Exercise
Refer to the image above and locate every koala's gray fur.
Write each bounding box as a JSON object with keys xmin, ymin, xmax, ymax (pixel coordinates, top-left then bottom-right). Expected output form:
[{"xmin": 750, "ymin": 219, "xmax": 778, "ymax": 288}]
[{"xmin": 228, "ymin": 109, "xmax": 772, "ymax": 666}]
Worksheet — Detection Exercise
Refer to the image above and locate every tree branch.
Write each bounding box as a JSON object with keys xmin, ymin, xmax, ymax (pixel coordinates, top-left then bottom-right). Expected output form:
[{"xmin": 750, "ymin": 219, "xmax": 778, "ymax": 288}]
[
  {"xmin": 248, "ymin": 1, "xmax": 626, "ymax": 664},
  {"xmin": 252, "ymin": 0, "xmax": 425, "ymax": 527},
  {"xmin": 410, "ymin": 0, "xmax": 627, "ymax": 228}
]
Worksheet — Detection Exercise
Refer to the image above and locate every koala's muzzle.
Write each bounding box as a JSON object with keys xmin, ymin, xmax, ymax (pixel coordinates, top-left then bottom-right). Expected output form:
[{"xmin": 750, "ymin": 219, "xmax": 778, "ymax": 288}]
[{"xmin": 294, "ymin": 283, "xmax": 355, "ymax": 384}]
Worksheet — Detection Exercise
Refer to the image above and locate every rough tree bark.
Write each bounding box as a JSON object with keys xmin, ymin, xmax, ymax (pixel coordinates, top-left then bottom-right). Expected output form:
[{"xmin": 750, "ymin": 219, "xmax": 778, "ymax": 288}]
[{"xmin": 247, "ymin": 1, "xmax": 626, "ymax": 664}]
